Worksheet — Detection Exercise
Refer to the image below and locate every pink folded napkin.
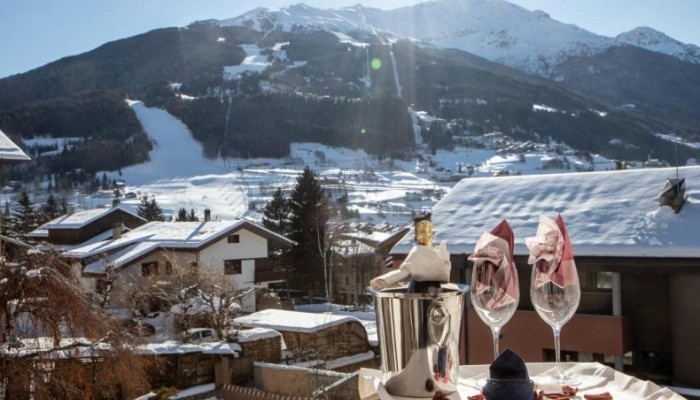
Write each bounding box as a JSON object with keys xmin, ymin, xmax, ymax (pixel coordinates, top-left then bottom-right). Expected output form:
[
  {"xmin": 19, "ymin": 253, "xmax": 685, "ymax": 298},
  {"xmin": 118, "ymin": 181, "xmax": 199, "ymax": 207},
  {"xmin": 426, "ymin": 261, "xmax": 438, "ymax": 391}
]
[
  {"xmin": 526, "ymin": 214, "xmax": 577, "ymax": 288},
  {"xmin": 469, "ymin": 220, "xmax": 518, "ymax": 308}
]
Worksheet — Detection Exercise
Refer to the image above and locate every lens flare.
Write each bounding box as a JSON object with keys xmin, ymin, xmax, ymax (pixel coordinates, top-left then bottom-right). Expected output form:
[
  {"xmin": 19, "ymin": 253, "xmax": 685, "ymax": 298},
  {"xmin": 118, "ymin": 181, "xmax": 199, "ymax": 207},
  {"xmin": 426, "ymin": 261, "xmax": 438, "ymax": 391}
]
[{"xmin": 371, "ymin": 58, "xmax": 382, "ymax": 70}]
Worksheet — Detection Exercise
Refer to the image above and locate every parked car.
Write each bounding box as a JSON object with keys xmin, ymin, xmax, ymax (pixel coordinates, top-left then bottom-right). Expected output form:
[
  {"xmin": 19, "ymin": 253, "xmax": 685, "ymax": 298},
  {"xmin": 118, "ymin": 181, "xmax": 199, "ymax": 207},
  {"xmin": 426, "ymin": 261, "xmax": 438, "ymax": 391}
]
[{"xmin": 181, "ymin": 328, "xmax": 217, "ymax": 344}]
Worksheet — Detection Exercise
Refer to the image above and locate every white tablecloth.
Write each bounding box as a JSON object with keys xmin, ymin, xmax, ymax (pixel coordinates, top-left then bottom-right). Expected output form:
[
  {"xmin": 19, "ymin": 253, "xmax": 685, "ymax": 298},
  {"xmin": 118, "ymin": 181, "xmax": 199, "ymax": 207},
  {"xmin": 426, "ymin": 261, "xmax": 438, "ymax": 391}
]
[{"xmin": 359, "ymin": 362, "xmax": 686, "ymax": 400}]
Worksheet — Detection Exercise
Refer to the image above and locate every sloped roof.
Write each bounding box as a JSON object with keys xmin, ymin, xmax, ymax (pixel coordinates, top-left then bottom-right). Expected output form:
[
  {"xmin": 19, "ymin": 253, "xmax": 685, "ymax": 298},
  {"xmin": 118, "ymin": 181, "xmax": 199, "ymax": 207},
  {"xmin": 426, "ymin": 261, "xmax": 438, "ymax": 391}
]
[
  {"xmin": 235, "ymin": 327, "xmax": 282, "ymax": 343},
  {"xmin": 30, "ymin": 206, "xmax": 145, "ymax": 232},
  {"xmin": 392, "ymin": 166, "xmax": 700, "ymax": 258},
  {"xmin": 233, "ymin": 309, "xmax": 362, "ymax": 333},
  {"xmin": 0, "ymin": 129, "xmax": 30, "ymax": 163},
  {"xmin": 66, "ymin": 219, "xmax": 293, "ymax": 274}
]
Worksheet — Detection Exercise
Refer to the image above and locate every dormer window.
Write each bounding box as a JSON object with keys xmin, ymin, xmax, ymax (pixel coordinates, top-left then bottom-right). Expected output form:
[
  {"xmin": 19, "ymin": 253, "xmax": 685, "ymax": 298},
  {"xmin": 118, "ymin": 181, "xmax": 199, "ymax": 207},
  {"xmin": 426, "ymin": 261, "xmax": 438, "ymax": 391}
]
[{"xmin": 228, "ymin": 234, "xmax": 240, "ymax": 244}]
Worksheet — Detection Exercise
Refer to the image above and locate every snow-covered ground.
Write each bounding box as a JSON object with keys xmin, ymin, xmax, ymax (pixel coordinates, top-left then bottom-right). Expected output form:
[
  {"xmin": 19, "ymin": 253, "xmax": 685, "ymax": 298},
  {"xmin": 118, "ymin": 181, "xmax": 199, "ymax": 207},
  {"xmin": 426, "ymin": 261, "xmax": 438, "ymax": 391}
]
[
  {"xmin": 90, "ymin": 100, "xmax": 619, "ymax": 226},
  {"xmin": 223, "ymin": 43, "xmax": 306, "ymax": 81}
]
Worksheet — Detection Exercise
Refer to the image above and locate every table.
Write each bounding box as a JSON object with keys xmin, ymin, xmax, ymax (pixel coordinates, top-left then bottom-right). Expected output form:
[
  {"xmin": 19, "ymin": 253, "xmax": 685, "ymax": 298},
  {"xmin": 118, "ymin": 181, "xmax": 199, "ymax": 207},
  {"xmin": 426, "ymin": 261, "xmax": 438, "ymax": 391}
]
[{"xmin": 359, "ymin": 362, "xmax": 685, "ymax": 399}]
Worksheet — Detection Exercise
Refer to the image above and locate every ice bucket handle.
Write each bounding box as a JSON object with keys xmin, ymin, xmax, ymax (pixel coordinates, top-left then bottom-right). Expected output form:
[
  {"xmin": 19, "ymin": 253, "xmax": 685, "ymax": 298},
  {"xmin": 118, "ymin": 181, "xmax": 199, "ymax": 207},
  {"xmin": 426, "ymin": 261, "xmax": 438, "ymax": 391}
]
[{"xmin": 427, "ymin": 301, "xmax": 450, "ymax": 347}]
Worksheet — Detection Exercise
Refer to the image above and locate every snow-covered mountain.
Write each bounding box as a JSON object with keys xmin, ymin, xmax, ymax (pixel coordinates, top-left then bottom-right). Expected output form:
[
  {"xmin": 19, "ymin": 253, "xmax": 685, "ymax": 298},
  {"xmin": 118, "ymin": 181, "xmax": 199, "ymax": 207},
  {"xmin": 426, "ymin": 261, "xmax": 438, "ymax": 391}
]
[
  {"xmin": 219, "ymin": 0, "xmax": 697, "ymax": 76},
  {"xmin": 219, "ymin": 4, "xmax": 373, "ymax": 34},
  {"xmin": 616, "ymin": 26, "xmax": 700, "ymax": 64},
  {"xmin": 348, "ymin": 0, "xmax": 615, "ymax": 76}
]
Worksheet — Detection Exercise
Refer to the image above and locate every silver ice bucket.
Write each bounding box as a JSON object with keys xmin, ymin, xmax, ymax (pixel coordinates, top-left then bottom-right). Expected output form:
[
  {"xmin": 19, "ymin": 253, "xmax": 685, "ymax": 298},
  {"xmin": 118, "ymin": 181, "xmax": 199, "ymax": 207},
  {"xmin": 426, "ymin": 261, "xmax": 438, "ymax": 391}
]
[{"xmin": 370, "ymin": 283, "xmax": 468, "ymax": 398}]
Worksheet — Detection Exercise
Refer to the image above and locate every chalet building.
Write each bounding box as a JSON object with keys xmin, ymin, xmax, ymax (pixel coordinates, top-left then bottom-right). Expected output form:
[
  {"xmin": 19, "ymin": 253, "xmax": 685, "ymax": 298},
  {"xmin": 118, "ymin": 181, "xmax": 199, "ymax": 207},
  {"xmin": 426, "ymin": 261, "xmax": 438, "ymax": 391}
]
[
  {"xmin": 333, "ymin": 238, "xmax": 380, "ymax": 306},
  {"xmin": 233, "ymin": 309, "xmax": 373, "ymax": 370},
  {"xmin": 62, "ymin": 219, "xmax": 293, "ymax": 312},
  {"xmin": 26, "ymin": 206, "xmax": 146, "ymax": 247},
  {"xmin": 390, "ymin": 166, "xmax": 700, "ymax": 387},
  {"xmin": 333, "ymin": 226, "xmax": 409, "ymax": 306}
]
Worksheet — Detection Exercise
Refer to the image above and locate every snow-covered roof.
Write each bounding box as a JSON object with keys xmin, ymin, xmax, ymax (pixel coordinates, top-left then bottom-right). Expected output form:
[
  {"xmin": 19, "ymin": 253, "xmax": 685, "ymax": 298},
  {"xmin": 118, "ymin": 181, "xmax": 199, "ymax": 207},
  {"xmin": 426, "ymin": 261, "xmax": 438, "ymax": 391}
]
[
  {"xmin": 25, "ymin": 228, "xmax": 49, "ymax": 239},
  {"xmin": 0, "ymin": 337, "xmax": 111, "ymax": 358},
  {"xmin": 31, "ymin": 206, "xmax": 144, "ymax": 231},
  {"xmin": 393, "ymin": 166, "xmax": 700, "ymax": 258},
  {"xmin": 333, "ymin": 239, "xmax": 376, "ymax": 257},
  {"xmin": 136, "ymin": 340, "xmax": 241, "ymax": 356},
  {"xmin": 235, "ymin": 327, "xmax": 282, "ymax": 343},
  {"xmin": 67, "ymin": 219, "xmax": 292, "ymax": 274},
  {"xmin": 0, "ymin": 129, "xmax": 30, "ymax": 163},
  {"xmin": 233, "ymin": 309, "xmax": 363, "ymax": 333}
]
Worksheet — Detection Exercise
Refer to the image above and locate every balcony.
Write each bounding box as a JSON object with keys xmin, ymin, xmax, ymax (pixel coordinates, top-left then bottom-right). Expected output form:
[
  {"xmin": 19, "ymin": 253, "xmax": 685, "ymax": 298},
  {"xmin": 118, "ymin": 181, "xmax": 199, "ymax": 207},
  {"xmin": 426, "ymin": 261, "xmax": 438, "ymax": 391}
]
[{"xmin": 255, "ymin": 266, "xmax": 287, "ymax": 283}]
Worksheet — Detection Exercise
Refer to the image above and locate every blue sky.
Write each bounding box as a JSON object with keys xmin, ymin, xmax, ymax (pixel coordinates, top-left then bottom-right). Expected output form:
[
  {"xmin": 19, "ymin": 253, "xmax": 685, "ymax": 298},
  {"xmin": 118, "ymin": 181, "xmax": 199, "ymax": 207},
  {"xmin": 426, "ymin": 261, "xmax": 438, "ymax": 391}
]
[{"xmin": 1, "ymin": 0, "xmax": 699, "ymax": 78}]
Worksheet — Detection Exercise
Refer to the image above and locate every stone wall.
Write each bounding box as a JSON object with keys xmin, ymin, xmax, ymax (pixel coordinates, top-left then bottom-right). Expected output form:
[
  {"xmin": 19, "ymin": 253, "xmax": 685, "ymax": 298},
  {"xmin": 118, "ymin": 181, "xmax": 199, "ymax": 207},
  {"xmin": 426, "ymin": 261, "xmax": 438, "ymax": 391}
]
[{"xmin": 240, "ymin": 337, "xmax": 281, "ymax": 364}]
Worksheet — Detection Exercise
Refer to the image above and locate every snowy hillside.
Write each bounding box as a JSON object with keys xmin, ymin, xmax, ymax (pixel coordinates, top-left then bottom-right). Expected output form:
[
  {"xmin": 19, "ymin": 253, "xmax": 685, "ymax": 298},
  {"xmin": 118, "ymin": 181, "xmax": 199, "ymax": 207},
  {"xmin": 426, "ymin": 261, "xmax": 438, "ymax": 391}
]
[
  {"xmin": 96, "ymin": 101, "xmax": 617, "ymax": 226},
  {"xmin": 616, "ymin": 27, "xmax": 700, "ymax": 64}
]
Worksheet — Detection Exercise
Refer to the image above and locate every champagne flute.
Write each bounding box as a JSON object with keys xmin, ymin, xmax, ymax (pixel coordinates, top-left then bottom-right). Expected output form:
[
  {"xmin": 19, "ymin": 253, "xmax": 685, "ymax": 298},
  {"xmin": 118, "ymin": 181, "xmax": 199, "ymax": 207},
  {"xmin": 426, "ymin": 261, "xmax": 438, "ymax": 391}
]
[
  {"xmin": 470, "ymin": 261, "xmax": 520, "ymax": 360},
  {"xmin": 530, "ymin": 261, "xmax": 581, "ymax": 385}
]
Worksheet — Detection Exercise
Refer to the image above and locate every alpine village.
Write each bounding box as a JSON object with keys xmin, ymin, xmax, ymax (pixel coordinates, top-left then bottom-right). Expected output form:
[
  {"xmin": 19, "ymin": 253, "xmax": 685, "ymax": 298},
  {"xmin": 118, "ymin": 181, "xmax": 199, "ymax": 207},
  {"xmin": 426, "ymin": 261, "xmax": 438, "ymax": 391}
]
[{"xmin": 1, "ymin": 1, "xmax": 700, "ymax": 399}]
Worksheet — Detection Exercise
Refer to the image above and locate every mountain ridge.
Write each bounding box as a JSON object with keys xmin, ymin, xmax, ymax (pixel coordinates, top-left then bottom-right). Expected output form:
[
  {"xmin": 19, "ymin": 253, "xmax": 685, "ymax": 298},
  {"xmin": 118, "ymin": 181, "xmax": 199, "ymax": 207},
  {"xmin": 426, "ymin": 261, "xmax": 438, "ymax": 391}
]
[
  {"xmin": 616, "ymin": 26, "xmax": 700, "ymax": 64},
  {"xmin": 217, "ymin": 0, "xmax": 698, "ymax": 75}
]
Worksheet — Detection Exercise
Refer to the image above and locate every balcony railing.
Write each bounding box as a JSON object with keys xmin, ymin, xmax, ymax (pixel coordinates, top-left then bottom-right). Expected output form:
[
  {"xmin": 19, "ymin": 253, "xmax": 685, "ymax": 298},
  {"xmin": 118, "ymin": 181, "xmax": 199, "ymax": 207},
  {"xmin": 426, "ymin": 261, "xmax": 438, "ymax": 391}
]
[{"xmin": 255, "ymin": 267, "xmax": 287, "ymax": 283}]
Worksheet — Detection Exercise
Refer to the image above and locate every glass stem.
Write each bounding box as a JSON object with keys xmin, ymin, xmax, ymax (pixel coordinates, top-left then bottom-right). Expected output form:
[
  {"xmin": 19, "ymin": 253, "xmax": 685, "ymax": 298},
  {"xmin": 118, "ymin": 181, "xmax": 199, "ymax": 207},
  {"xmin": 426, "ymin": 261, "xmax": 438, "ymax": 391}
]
[
  {"xmin": 491, "ymin": 326, "xmax": 501, "ymax": 360},
  {"xmin": 553, "ymin": 325, "xmax": 563, "ymax": 377}
]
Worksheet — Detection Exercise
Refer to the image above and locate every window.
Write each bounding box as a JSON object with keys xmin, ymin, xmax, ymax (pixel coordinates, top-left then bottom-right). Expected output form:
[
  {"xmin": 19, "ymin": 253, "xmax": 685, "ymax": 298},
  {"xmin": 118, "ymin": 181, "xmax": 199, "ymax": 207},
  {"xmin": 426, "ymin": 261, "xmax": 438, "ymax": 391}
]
[
  {"xmin": 596, "ymin": 271, "xmax": 613, "ymax": 290},
  {"xmin": 224, "ymin": 259, "xmax": 242, "ymax": 275},
  {"xmin": 165, "ymin": 261, "xmax": 173, "ymax": 276},
  {"xmin": 95, "ymin": 278, "xmax": 108, "ymax": 294},
  {"xmin": 228, "ymin": 234, "xmax": 240, "ymax": 244},
  {"xmin": 580, "ymin": 271, "xmax": 614, "ymax": 291},
  {"xmin": 141, "ymin": 261, "xmax": 159, "ymax": 276}
]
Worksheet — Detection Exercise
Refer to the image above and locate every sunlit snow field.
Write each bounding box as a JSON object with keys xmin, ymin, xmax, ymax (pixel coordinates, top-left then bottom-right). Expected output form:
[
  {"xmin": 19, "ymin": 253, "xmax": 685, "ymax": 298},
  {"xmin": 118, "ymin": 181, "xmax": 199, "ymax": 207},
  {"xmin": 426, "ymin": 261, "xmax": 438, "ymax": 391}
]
[{"xmin": 74, "ymin": 100, "xmax": 618, "ymax": 227}]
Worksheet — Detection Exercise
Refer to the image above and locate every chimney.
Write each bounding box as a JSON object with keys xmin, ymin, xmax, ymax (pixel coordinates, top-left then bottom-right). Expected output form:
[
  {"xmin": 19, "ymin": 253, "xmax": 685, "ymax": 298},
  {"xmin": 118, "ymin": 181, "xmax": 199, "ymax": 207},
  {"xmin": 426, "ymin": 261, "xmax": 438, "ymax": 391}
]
[
  {"xmin": 659, "ymin": 178, "xmax": 686, "ymax": 213},
  {"xmin": 67, "ymin": 205, "xmax": 75, "ymax": 215},
  {"xmin": 204, "ymin": 209, "xmax": 211, "ymax": 222},
  {"xmin": 112, "ymin": 222, "xmax": 124, "ymax": 240}
]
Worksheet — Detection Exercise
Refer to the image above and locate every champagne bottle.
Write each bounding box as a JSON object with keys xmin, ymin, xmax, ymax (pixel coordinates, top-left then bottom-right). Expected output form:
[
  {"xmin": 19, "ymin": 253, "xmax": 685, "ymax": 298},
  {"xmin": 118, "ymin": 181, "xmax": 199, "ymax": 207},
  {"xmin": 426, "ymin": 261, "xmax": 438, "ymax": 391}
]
[{"xmin": 407, "ymin": 213, "xmax": 442, "ymax": 293}]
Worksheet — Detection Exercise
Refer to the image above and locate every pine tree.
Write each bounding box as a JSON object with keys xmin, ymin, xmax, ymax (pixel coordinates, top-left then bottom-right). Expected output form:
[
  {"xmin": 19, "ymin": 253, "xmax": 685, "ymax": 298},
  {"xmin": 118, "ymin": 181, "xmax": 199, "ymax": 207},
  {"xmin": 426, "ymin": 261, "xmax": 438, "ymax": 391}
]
[
  {"xmin": 41, "ymin": 194, "xmax": 60, "ymax": 222},
  {"xmin": 148, "ymin": 198, "xmax": 164, "ymax": 222},
  {"xmin": 148, "ymin": 197, "xmax": 166, "ymax": 222},
  {"xmin": 287, "ymin": 167, "xmax": 329, "ymax": 299},
  {"xmin": 137, "ymin": 195, "xmax": 150, "ymax": 220},
  {"xmin": 175, "ymin": 208, "xmax": 188, "ymax": 221},
  {"xmin": 137, "ymin": 195, "xmax": 166, "ymax": 222},
  {"xmin": 13, "ymin": 191, "xmax": 37, "ymax": 235},
  {"xmin": 187, "ymin": 209, "xmax": 198, "ymax": 222},
  {"xmin": 262, "ymin": 188, "xmax": 291, "ymax": 236}
]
